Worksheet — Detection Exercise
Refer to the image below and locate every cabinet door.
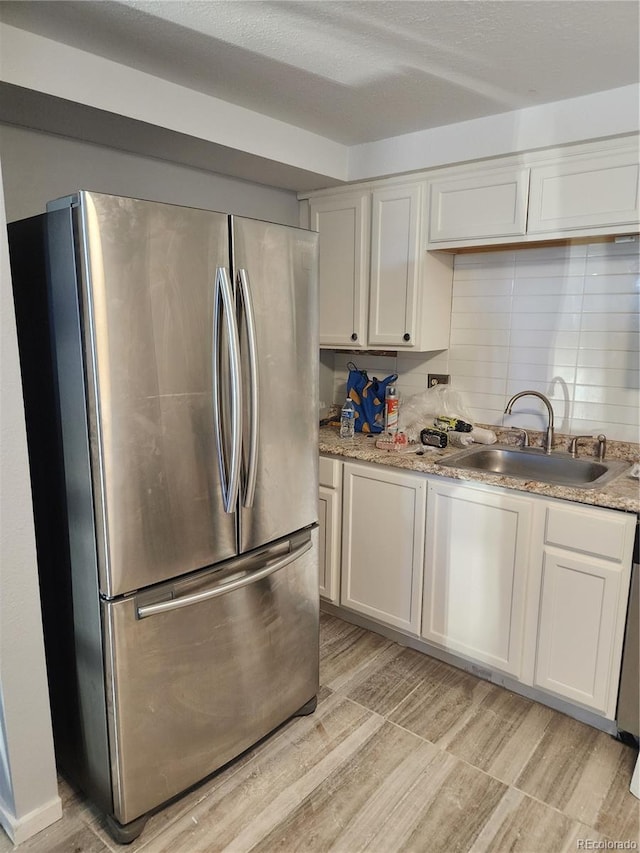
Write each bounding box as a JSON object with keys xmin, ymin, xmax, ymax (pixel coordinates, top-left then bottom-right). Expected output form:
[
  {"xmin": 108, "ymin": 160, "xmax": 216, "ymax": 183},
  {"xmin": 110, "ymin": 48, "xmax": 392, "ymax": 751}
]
[
  {"xmin": 368, "ymin": 183, "xmax": 422, "ymax": 348},
  {"xmin": 422, "ymin": 481, "xmax": 533, "ymax": 677},
  {"xmin": 341, "ymin": 463, "xmax": 426, "ymax": 633},
  {"xmin": 427, "ymin": 167, "xmax": 530, "ymax": 244},
  {"xmin": 528, "ymin": 150, "xmax": 640, "ymax": 234},
  {"xmin": 318, "ymin": 485, "xmax": 341, "ymax": 603},
  {"xmin": 309, "ymin": 193, "xmax": 370, "ymax": 348},
  {"xmin": 534, "ymin": 550, "xmax": 625, "ymax": 716}
]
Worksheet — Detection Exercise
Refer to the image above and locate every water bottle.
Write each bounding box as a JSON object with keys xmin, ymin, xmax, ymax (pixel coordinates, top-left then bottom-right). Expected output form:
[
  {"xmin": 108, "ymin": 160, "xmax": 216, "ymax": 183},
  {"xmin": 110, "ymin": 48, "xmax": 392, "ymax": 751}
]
[{"xmin": 340, "ymin": 397, "xmax": 356, "ymax": 438}]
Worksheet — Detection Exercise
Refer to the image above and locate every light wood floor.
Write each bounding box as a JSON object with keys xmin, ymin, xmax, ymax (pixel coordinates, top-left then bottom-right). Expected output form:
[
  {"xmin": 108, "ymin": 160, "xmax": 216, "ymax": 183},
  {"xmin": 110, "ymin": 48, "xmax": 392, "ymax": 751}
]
[{"xmin": 3, "ymin": 612, "xmax": 638, "ymax": 852}]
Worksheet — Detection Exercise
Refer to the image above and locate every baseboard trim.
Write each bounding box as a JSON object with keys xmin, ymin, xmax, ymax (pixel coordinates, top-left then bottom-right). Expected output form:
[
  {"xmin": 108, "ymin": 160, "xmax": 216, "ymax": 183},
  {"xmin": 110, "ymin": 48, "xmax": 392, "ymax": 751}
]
[{"xmin": 0, "ymin": 793, "xmax": 62, "ymax": 845}]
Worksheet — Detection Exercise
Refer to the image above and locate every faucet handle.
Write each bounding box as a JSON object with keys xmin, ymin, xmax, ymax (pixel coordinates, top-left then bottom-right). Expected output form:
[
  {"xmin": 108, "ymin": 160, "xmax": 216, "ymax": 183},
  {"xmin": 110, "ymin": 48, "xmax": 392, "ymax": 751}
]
[
  {"xmin": 569, "ymin": 435, "xmax": 595, "ymax": 458},
  {"xmin": 569, "ymin": 434, "xmax": 606, "ymax": 459},
  {"xmin": 510, "ymin": 427, "xmax": 529, "ymax": 447}
]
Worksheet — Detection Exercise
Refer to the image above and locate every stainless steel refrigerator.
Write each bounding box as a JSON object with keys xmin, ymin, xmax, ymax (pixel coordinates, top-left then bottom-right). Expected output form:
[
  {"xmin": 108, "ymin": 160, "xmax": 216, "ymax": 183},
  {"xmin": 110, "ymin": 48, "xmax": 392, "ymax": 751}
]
[{"xmin": 8, "ymin": 191, "xmax": 319, "ymax": 843}]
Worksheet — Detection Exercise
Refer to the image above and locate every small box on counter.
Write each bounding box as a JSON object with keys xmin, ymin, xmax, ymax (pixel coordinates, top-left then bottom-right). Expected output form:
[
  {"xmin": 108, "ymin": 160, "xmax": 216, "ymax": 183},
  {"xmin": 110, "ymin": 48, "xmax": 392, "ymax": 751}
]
[{"xmin": 420, "ymin": 428, "xmax": 448, "ymax": 448}]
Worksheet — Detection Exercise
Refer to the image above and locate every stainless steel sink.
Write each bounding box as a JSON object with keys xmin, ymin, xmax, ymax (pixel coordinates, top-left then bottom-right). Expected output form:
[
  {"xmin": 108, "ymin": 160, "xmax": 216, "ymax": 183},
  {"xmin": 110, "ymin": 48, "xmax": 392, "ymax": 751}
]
[{"xmin": 438, "ymin": 445, "xmax": 630, "ymax": 489}]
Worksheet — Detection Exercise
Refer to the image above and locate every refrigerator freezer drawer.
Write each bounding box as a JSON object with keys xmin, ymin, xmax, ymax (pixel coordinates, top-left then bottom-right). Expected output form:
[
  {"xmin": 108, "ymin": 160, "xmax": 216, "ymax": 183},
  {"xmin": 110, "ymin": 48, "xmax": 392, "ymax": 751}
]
[{"xmin": 102, "ymin": 528, "xmax": 319, "ymax": 825}]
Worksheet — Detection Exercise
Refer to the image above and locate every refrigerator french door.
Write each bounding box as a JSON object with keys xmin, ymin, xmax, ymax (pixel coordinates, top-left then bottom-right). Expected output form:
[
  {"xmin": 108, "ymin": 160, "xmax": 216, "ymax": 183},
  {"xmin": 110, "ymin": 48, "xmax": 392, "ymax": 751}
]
[{"xmin": 9, "ymin": 191, "xmax": 319, "ymax": 841}]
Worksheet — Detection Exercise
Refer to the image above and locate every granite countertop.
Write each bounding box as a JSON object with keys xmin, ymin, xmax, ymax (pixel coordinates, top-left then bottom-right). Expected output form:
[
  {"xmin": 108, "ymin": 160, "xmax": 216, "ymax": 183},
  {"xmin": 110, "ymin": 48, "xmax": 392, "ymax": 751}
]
[{"xmin": 319, "ymin": 425, "xmax": 640, "ymax": 514}]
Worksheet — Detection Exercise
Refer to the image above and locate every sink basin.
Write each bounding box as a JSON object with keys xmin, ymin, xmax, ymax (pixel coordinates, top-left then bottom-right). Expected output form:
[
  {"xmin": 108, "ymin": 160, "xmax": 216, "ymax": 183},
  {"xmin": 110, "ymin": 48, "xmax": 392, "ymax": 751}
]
[{"xmin": 438, "ymin": 445, "xmax": 630, "ymax": 489}]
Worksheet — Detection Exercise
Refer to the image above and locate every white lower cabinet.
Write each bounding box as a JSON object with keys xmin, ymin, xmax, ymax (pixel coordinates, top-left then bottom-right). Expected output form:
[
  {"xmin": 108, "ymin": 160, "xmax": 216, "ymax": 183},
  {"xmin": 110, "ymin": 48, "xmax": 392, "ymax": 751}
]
[
  {"xmin": 422, "ymin": 479, "xmax": 534, "ymax": 678},
  {"xmin": 319, "ymin": 454, "xmax": 636, "ymax": 722},
  {"xmin": 533, "ymin": 503, "xmax": 636, "ymax": 718},
  {"xmin": 318, "ymin": 456, "xmax": 342, "ymax": 603},
  {"xmin": 341, "ymin": 462, "xmax": 426, "ymax": 633}
]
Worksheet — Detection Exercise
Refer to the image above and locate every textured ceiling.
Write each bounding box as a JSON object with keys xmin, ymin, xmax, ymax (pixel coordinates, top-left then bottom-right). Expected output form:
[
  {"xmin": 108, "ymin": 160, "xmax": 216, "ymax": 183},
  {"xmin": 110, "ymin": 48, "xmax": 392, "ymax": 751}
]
[{"xmin": 0, "ymin": 0, "xmax": 639, "ymax": 146}]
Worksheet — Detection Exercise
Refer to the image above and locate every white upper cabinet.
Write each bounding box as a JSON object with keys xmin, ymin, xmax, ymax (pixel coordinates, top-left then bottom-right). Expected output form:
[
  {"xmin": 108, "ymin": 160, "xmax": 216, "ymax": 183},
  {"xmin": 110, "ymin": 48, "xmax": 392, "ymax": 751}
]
[
  {"xmin": 428, "ymin": 167, "xmax": 530, "ymax": 244},
  {"xmin": 368, "ymin": 183, "xmax": 422, "ymax": 347},
  {"xmin": 308, "ymin": 183, "xmax": 453, "ymax": 351},
  {"xmin": 309, "ymin": 193, "xmax": 370, "ymax": 348},
  {"xmin": 424, "ymin": 137, "xmax": 640, "ymax": 249},
  {"xmin": 527, "ymin": 149, "xmax": 640, "ymax": 234}
]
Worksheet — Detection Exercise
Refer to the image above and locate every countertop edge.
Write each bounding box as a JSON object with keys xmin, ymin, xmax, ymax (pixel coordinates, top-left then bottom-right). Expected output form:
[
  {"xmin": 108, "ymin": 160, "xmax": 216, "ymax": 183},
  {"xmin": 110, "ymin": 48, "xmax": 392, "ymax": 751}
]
[{"xmin": 319, "ymin": 429, "xmax": 640, "ymax": 514}]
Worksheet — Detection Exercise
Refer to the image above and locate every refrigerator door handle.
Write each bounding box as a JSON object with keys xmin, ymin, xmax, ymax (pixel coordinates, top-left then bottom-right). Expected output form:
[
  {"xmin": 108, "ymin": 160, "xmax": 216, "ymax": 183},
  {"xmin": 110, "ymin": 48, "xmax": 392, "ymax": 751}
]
[
  {"xmin": 237, "ymin": 268, "xmax": 259, "ymax": 508},
  {"xmin": 213, "ymin": 266, "xmax": 242, "ymax": 514},
  {"xmin": 136, "ymin": 537, "xmax": 312, "ymax": 618}
]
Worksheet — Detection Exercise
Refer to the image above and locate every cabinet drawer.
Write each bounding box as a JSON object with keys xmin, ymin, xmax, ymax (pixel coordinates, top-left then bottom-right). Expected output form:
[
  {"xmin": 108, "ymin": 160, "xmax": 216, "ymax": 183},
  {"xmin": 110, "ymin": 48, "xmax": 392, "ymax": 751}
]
[
  {"xmin": 545, "ymin": 504, "xmax": 633, "ymax": 563},
  {"xmin": 319, "ymin": 456, "xmax": 341, "ymax": 489}
]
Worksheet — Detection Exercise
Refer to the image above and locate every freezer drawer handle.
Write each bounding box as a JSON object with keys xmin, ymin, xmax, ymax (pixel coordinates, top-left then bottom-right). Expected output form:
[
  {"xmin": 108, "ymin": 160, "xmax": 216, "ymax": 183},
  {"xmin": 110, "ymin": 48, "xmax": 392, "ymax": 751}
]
[
  {"xmin": 212, "ymin": 266, "xmax": 242, "ymax": 514},
  {"xmin": 136, "ymin": 538, "xmax": 312, "ymax": 618},
  {"xmin": 237, "ymin": 268, "xmax": 259, "ymax": 508}
]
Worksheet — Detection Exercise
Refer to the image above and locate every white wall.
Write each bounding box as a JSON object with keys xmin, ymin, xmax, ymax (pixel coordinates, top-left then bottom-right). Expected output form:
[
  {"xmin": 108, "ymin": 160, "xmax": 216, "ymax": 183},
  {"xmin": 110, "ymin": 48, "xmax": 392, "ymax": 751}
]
[
  {"xmin": 348, "ymin": 84, "xmax": 640, "ymax": 182},
  {"xmin": 0, "ymin": 157, "xmax": 61, "ymax": 844},
  {"xmin": 331, "ymin": 240, "xmax": 640, "ymax": 443},
  {"xmin": 0, "ymin": 124, "xmax": 300, "ymax": 224}
]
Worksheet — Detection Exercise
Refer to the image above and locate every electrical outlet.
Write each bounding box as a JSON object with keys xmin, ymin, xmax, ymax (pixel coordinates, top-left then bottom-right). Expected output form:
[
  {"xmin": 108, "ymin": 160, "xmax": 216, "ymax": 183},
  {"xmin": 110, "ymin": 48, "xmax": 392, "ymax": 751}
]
[{"xmin": 428, "ymin": 374, "xmax": 450, "ymax": 388}]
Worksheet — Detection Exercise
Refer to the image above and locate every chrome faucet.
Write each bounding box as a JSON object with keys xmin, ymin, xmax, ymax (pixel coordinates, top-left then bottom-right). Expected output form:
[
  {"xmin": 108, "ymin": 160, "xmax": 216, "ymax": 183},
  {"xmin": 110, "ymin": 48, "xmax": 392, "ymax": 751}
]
[{"xmin": 504, "ymin": 391, "xmax": 555, "ymax": 454}]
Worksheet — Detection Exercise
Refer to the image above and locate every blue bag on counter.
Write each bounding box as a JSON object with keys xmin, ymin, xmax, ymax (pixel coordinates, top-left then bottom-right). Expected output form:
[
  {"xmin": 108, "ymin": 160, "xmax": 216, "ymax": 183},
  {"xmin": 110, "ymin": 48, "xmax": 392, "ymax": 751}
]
[{"xmin": 346, "ymin": 363, "xmax": 398, "ymax": 433}]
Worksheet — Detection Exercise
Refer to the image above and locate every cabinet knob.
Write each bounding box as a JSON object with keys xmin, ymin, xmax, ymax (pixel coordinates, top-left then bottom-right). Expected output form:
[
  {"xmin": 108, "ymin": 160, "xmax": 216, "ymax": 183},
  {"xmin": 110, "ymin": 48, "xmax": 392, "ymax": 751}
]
[
  {"xmin": 351, "ymin": 332, "xmax": 358, "ymax": 341},
  {"xmin": 403, "ymin": 333, "xmax": 411, "ymax": 342}
]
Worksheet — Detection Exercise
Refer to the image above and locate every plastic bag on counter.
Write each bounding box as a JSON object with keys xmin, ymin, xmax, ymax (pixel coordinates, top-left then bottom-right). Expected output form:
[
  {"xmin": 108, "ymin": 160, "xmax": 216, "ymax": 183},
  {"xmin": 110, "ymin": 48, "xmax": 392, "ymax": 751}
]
[{"xmin": 398, "ymin": 385, "xmax": 474, "ymax": 443}]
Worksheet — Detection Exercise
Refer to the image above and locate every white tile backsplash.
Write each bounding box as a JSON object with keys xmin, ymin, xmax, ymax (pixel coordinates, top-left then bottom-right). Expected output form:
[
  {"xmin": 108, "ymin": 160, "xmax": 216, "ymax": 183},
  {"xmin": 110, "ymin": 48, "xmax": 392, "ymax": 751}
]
[
  {"xmin": 579, "ymin": 330, "xmax": 639, "ymax": 350},
  {"xmin": 450, "ymin": 328, "xmax": 511, "ymax": 347},
  {"xmin": 451, "ymin": 312, "xmax": 511, "ymax": 330},
  {"xmin": 453, "ymin": 375, "xmax": 507, "ymax": 395},
  {"xmin": 324, "ymin": 240, "xmax": 640, "ymax": 442},
  {"xmin": 507, "ymin": 362, "xmax": 576, "ymax": 385},
  {"xmin": 451, "ymin": 280, "xmax": 513, "ymax": 297},
  {"xmin": 452, "ymin": 294, "xmax": 513, "ymax": 313},
  {"xmin": 512, "ymin": 294, "xmax": 584, "ymax": 314},
  {"xmin": 580, "ymin": 313, "xmax": 640, "ymax": 332},
  {"xmin": 511, "ymin": 312, "xmax": 581, "ymax": 332},
  {"xmin": 586, "ymin": 255, "xmax": 640, "ymax": 275},
  {"xmin": 507, "ymin": 346, "xmax": 578, "ymax": 366},
  {"xmin": 573, "ymin": 385, "xmax": 640, "ymax": 406},
  {"xmin": 513, "ymin": 276, "xmax": 585, "ymax": 295},
  {"xmin": 445, "ymin": 358, "xmax": 508, "ymax": 378},
  {"xmin": 583, "ymin": 273, "xmax": 639, "ymax": 294},
  {"xmin": 448, "ymin": 344, "xmax": 510, "ymax": 363},
  {"xmin": 575, "ymin": 367, "xmax": 640, "ymax": 389},
  {"xmin": 582, "ymin": 293, "xmax": 640, "ymax": 313},
  {"xmin": 577, "ymin": 349, "xmax": 639, "ymax": 369}
]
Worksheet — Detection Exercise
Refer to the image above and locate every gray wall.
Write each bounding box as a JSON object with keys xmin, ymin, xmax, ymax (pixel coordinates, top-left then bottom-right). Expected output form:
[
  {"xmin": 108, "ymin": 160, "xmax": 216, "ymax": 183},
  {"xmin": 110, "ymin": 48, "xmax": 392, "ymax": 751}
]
[
  {"xmin": 0, "ymin": 124, "xmax": 300, "ymax": 224},
  {"xmin": 0, "ymin": 157, "xmax": 61, "ymax": 843},
  {"xmin": 0, "ymin": 124, "xmax": 300, "ymax": 842}
]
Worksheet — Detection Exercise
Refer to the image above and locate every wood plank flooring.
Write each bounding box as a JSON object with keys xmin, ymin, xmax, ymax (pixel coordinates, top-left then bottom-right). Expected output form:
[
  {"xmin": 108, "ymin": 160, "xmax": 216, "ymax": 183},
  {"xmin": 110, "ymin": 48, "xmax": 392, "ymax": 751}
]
[{"xmin": 2, "ymin": 612, "xmax": 638, "ymax": 852}]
